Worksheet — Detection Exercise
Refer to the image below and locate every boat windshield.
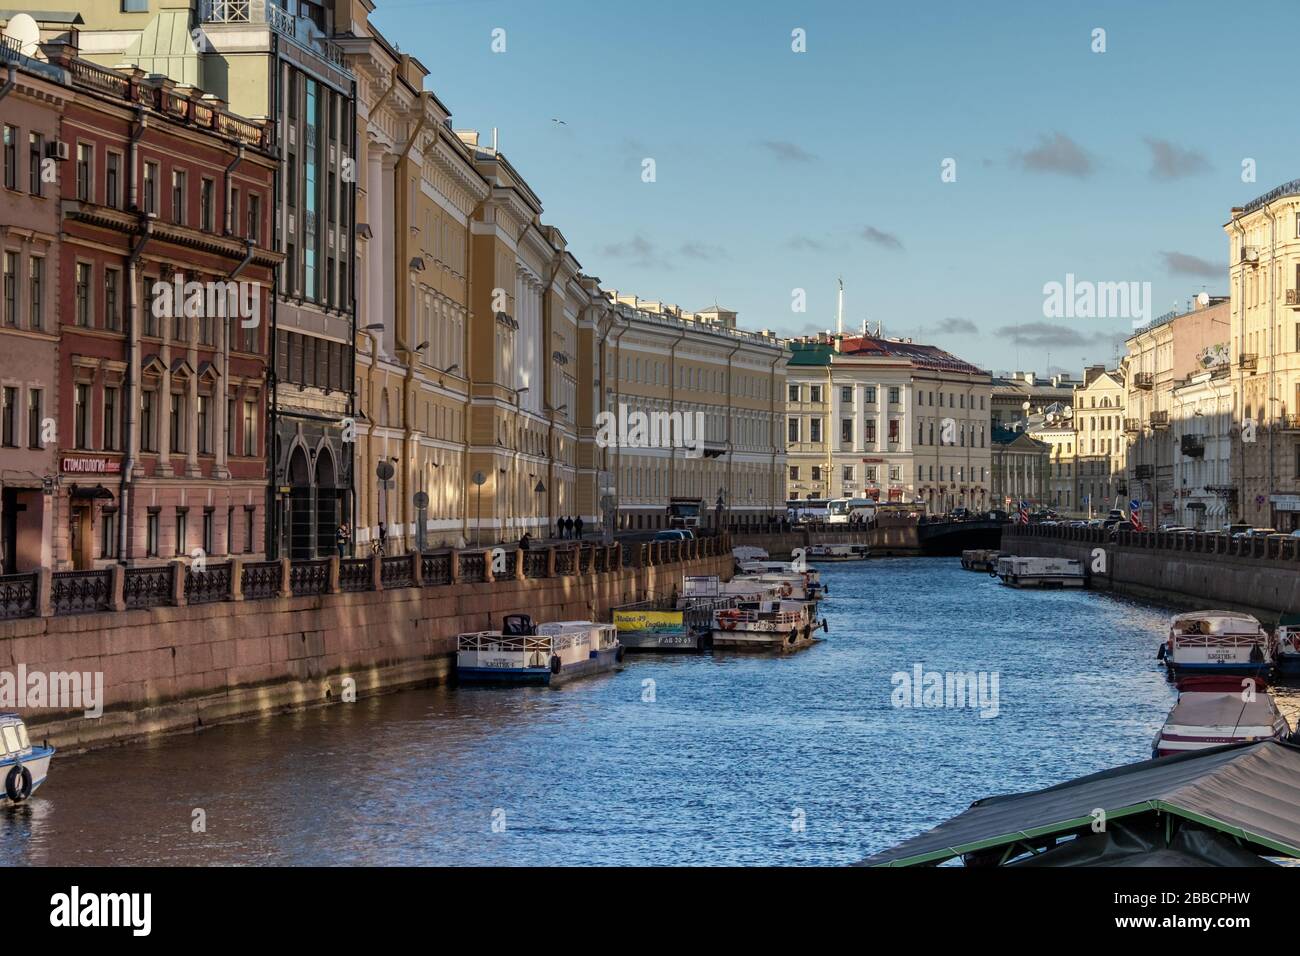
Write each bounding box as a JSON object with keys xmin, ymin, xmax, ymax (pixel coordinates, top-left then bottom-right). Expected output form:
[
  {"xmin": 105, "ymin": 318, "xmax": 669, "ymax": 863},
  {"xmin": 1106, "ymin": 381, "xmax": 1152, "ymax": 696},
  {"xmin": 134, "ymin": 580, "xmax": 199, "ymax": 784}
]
[{"xmin": 1, "ymin": 725, "xmax": 18, "ymax": 754}]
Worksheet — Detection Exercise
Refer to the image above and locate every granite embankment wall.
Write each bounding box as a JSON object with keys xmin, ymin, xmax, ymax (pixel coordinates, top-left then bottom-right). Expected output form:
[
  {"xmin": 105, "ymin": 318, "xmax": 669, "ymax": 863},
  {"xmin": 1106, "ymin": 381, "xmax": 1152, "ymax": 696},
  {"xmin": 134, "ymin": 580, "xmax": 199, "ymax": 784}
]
[
  {"xmin": 1004, "ymin": 525, "xmax": 1300, "ymax": 622},
  {"xmin": 731, "ymin": 526, "xmax": 911, "ymax": 558},
  {"xmin": 0, "ymin": 546, "xmax": 731, "ymax": 751}
]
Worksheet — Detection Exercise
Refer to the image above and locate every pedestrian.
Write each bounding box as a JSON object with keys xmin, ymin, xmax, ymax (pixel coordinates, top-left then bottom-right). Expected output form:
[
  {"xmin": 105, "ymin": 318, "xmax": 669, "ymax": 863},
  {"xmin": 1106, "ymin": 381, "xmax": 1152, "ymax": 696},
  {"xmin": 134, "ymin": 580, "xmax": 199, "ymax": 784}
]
[
  {"xmin": 562, "ymin": 515, "xmax": 573, "ymax": 539},
  {"xmin": 336, "ymin": 521, "xmax": 350, "ymax": 559},
  {"xmin": 574, "ymin": 515, "xmax": 585, "ymax": 540},
  {"xmin": 519, "ymin": 531, "xmax": 531, "ymax": 551},
  {"xmin": 377, "ymin": 521, "xmax": 387, "ymax": 555}
]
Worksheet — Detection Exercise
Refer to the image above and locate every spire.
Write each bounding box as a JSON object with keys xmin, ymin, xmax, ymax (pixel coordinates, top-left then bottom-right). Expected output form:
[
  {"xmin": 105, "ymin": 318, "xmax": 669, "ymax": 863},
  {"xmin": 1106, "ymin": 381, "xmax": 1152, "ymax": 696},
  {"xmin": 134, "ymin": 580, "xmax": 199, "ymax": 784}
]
[{"xmin": 836, "ymin": 277, "xmax": 844, "ymax": 336}]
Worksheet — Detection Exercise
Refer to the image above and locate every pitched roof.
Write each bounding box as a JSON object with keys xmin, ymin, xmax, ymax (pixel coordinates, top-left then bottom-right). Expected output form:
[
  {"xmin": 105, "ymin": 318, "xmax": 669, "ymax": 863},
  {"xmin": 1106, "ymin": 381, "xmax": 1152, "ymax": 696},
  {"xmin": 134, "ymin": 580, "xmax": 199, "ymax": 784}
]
[{"xmin": 837, "ymin": 336, "xmax": 986, "ymax": 375}]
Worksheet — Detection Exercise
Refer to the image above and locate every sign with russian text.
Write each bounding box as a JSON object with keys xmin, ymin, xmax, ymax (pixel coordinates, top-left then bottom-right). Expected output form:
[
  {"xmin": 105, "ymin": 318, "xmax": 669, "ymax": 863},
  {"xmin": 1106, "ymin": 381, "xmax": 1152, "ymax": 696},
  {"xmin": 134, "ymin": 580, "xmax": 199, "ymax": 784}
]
[{"xmin": 61, "ymin": 457, "xmax": 121, "ymax": 475}]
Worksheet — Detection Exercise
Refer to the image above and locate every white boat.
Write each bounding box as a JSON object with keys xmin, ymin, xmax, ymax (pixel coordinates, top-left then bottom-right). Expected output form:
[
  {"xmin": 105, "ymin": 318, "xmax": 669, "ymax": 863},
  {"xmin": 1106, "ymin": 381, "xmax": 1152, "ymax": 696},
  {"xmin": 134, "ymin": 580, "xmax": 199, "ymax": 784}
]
[
  {"xmin": 0, "ymin": 713, "xmax": 54, "ymax": 803},
  {"xmin": 1160, "ymin": 610, "xmax": 1273, "ymax": 679},
  {"xmin": 734, "ymin": 572, "xmax": 824, "ymax": 602},
  {"xmin": 994, "ymin": 555, "xmax": 1085, "ymax": 588},
  {"xmin": 711, "ymin": 598, "xmax": 827, "ymax": 652},
  {"xmin": 456, "ymin": 614, "xmax": 623, "ymax": 686},
  {"xmin": 735, "ymin": 561, "xmax": 826, "ymax": 599},
  {"xmin": 732, "ymin": 545, "xmax": 769, "ymax": 563},
  {"xmin": 961, "ymin": 549, "xmax": 999, "ymax": 572},
  {"xmin": 807, "ymin": 544, "xmax": 869, "ymax": 562},
  {"xmin": 1274, "ymin": 614, "xmax": 1300, "ymax": 677},
  {"xmin": 1152, "ymin": 677, "xmax": 1290, "ymax": 757}
]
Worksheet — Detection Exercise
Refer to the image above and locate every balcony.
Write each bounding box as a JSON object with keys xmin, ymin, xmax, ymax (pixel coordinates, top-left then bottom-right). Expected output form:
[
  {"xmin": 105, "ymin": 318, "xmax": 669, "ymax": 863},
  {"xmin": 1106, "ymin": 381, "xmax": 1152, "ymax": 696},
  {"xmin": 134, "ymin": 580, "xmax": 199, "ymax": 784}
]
[
  {"xmin": 1239, "ymin": 353, "xmax": 1258, "ymax": 371},
  {"xmin": 1124, "ymin": 417, "xmax": 1141, "ymax": 433},
  {"xmin": 1149, "ymin": 410, "xmax": 1169, "ymax": 429},
  {"xmin": 1135, "ymin": 464, "xmax": 1154, "ymax": 480},
  {"xmin": 1133, "ymin": 372, "xmax": 1154, "ymax": 390},
  {"xmin": 200, "ymin": 0, "xmax": 347, "ymax": 68},
  {"xmin": 1282, "ymin": 416, "xmax": 1300, "ymax": 432},
  {"xmin": 1288, "ymin": 289, "xmax": 1300, "ymax": 308},
  {"xmin": 1180, "ymin": 434, "xmax": 1205, "ymax": 458}
]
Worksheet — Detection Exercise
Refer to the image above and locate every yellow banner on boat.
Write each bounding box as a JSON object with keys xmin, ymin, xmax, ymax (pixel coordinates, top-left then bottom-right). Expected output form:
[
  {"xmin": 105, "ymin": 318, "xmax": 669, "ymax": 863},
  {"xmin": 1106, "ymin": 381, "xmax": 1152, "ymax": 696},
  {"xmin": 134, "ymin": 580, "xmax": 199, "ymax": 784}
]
[{"xmin": 614, "ymin": 610, "xmax": 684, "ymax": 633}]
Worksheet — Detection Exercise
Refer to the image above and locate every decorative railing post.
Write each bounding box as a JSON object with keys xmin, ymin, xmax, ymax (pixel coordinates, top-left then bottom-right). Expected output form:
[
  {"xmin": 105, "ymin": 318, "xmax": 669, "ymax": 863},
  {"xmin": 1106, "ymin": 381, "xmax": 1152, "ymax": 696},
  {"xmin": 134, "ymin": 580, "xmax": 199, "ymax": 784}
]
[
  {"xmin": 110, "ymin": 564, "xmax": 126, "ymax": 612},
  {"xmin": 411, "ymin": 552, "xmax": 423, "ymax": 587},
  {"xmin": 327, "ymin": 555, "xmax": 341, "ymax": 594},
  {"xmin": 546, "ymin": 546, "xmax": 557, "ymax": 577},
  {"xmin": 515, "ymin": 548, "xmax": 526, "ymax": 581},
  {"xmin": 171, "ymin": 559, "xmax": 188, "ymax": 607},
  {"xmin": 450, "ymin": 549, "xmax": 461, "ymax": 584},
  {"xmin": 370, "ymin": 553, "xmax": 383, "ymax": 591},
  {"xmin": 278, "ymin": 557, "xmax": 292, "ymax": 598},
  {"xmin": 229, "ymin": 557, "xmax": 245, "ymax": 601},
  {"xmin": 35, "ymin": 567, "xmax": 52, "ymax": 617}
]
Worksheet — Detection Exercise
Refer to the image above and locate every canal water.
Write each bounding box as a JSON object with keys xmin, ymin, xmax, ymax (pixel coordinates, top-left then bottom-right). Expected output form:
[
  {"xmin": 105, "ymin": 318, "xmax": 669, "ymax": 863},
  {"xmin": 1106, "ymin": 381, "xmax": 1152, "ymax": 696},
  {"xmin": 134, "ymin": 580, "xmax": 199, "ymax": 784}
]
[{"xmin": 4, "ymin": 557, "xmax": 1222, "ymax": 865}]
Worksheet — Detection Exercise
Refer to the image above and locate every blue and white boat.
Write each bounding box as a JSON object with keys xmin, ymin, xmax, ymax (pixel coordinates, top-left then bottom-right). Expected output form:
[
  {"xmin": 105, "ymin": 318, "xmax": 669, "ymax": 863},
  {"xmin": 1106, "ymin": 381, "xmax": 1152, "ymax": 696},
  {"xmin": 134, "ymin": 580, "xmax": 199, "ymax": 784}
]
[
  {"xmin": 0, "ymin": 713, "xmax": 54, "ymax": 803},
  {"xmin": 456, "ymin": 614, "xmax": 623, "ymax": 686},
  {"xmin": 1160, "ymin": 610, "xmax": 1272, "ymax": 680},
  {"xmin": 1275, "ymin": 614, "xmax": 1300, "ymax": 677}
]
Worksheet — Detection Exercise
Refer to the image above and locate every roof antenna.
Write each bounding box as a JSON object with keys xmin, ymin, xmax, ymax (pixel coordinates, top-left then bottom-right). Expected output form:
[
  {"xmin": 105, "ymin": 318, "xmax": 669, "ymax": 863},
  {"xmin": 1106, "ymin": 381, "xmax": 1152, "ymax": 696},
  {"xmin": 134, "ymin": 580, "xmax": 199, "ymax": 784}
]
[{"xmin": 836, "ymin": 277, "xmax": 844, "ymax": 336}]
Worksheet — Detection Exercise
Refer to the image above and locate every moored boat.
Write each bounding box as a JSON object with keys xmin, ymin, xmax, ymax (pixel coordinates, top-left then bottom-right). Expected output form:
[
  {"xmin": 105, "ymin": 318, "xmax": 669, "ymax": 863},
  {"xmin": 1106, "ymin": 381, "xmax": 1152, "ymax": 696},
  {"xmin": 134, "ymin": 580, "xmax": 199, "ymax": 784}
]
[
  {"xmin": 807, "ymin": 543, "xmax": 869, "ymax": 562},
  {"xmin": 961, "ymin": 549, "xmax": 999, "ymax": 572},
  {"xmin": 0, "ymin": 713, "xmax": 54, "ymax": 803},
  {"xmin": 456, "ymin": 614, "xmax": 623, "ymax": 686},
  {"xmin": 735, "ymin": 561, "xmax": 826, "ymax": 600},
  {"xmin": 1275, "ymin": 613, "xmax": 1300, "ymax": 676},
  {"xmin": 1152, "ymin": 676, "xmax": 1291, "ymax": 757},
  {"xmin": 1160, "ymin": 610, "xmax": 1272, "ymax": 679},
  {"xmin": 732, "ymin": 545, "xmax": 769, "ymax": 564},
  {"xmin": 994, "ymin": 555, "xmax": 1085, "ymax": 588},
  {"xmin": 711, "ymin": 598, "xmax": 826, "ymax": 652}
]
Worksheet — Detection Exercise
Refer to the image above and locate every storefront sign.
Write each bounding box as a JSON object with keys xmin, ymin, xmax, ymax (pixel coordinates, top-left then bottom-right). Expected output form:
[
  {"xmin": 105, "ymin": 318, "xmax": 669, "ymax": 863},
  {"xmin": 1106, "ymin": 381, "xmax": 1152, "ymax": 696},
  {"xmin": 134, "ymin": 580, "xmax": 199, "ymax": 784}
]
[
  {"xmin": 1270, "ymin": 495, "xmax": 1300, "ymax": 512},
  {"xmin": 61, "ymin": 457, "xmax": 121, "ymax": 475}
]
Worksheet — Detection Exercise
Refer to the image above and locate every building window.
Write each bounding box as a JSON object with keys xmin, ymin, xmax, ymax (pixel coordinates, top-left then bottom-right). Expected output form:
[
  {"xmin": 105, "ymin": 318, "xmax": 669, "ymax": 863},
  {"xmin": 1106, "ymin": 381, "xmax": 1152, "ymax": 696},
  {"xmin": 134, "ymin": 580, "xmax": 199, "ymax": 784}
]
[
  {"xmin": 247, "ymin": 193, "xmax": 260, "ymax": 243},
  {"xmin": 104, "ymin": 268, "xmax": 120, "ymax": 330},
  {"xmin": 200, "ymin": 178, "xmax": 214, "ymax": 232},
  {"xmin": 840, "ymin": 386, "xmax": 852, "ymax": 403},
  {"xmin": 171, "ymin": 168, "xmax": 187, "ymax": 224},
  {"xmin": 197, "ymin": 395, "xmax": 210, "ymax": 454},
  {"xmin": 864, "ymin": 420, "xmax": 876, "ymax": 444},
  {"xmin": 202, "ymin": 509, "xmax": 214, "ymax": 555},
  {"xmin": 140, "ymin": 390, "xmax": 156, "ymax": 452},
  {"xmin": 789, "ymin": 466, "xmax": 799, "ymax": 481},
  {"xmin": 100, "ymin": 511, "xmax": 118, "ymax": 559},
  {"xmin": 842, "ymin": 465, "xmax": 854, "ymax": 483},
  {"xmin": 1, "ymin": 125, "xmax": 14, "ymax": 190},
  {"xmin": 105, "ymin": 153, "xmax": 121, "ymax": 208},
  {"xmin": 788, "ymin": 417, "xmax": 799, "ymax": 443},
  {"xmin": 27, "ymin": 132, "xmax": 42, "ymax": 196},
  {"xmin": 841, "ymin": 418, "xmax": 853, "ymax": 443},
  {"xmin": 810, "ymin": 385, "xmax": 822, "ymax": 403},
  {"xmin": 889, "ymin": 465, "xmax": 901, "ymax": 482},
  {"xmin": 2, "ymin": 251, "xmax": 15, "ymax": 325},
  {"xmin": 244, "ymin": 508, "xmax": 254, "ymax": 553},
  {"xmin": 175, "ymin": 509, "xmax": 188, "ymax": 556},
  {"xmin": 27, "ymin": 388, "xmax": 41, "ymax": 449},
  {"xmin": 811, "ymin": 466, "xmax": 821, "ymax": 482},
  {"xmin": 146, "ymin": 511, "xmax": 159, "ymax": 557},
  {"xmin": 865, "ymin": 386, "xmax": 877, "ymax": 404},
  {"xmin": 28, "ymin": 257, "xmax": 42, "ymax": 330},
  {"xmin": 889, "ymin": 386, "xmax": 901, "ymax": 404},
  {"xmin": 788, "ymin": 384, "xmax": 799, "ymax": 403},
  {"xmin": 242, "ymin": 399, "xmax": 256, "ymax": 456},
  {"xmin": 103, "ymin": 387, "xmax": 118, "ymax": 450},
  {"xmin": 75, "ymin": 143, "xmax": 92, "ymax": 201},
  {"xmin": 888, "ymin": 419, "xmax": 900, "ymax": 443},
  {"xmin": 170, "ymin": 393, "xmax": 186, "ymax": 453},
  {"xmin": 75, "ymin": 263, "xmax": 91, "ymax": 326},
  {"xmin": 1, "ymin": 387, "xmax": 15, "ymax": 446},
  {"xmin": 809, "ymin": 418, "xmax": 822, "ymax": 442},
  {"xmin": 143, "ymin": 161, "xmax": 159, "ymax": 216},
  {"xmin": 74, "ymin": 383, "xmax": 90, "ymax": 449}
]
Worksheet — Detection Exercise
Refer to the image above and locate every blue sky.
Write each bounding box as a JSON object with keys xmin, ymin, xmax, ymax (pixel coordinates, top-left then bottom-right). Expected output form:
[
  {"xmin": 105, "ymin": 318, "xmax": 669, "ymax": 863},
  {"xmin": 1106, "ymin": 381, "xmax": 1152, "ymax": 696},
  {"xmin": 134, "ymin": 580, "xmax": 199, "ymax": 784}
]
[{"xmin": 372, "ymin": 0, "xmax": 1293, "ymax": 375}]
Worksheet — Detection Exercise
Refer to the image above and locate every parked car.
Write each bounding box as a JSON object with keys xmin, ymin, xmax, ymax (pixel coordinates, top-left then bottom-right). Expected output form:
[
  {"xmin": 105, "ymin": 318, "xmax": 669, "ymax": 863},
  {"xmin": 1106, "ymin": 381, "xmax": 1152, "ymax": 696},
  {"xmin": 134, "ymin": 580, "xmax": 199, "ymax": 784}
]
[{"xmin": 653, "ymin": 530, "xmax": 688, "ymax": 542}]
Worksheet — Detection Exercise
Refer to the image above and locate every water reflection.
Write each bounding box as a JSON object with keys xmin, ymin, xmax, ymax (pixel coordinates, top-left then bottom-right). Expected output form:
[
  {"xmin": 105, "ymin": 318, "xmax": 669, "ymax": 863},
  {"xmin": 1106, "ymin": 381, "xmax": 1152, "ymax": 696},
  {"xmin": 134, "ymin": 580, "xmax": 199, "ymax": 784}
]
[{"xmin": 7, "ymin": 558, "xmax": 1185, "ymax": 865}]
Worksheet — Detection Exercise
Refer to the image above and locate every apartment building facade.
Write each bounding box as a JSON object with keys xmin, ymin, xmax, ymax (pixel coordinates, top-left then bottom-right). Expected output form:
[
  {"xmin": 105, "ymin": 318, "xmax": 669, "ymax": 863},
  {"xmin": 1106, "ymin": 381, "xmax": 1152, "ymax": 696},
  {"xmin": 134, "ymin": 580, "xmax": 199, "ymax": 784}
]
[
  {"xmin": 1072, "ymin": 365, "xmax": 1126, "ymax": 516},
  {"xmin": 786, "ymin": 334, "xmax": 992, "ymax": 512}
]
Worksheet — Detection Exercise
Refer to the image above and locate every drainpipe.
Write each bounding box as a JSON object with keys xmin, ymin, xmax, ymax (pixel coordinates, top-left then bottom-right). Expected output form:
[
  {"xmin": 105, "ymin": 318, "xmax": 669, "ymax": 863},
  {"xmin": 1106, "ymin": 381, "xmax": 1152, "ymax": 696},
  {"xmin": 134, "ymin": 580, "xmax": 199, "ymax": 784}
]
[
  {"xmin": 767, "ymin": 348, "xmax": 782, "ymax": 522},
  {"xmin": 610, "ymin": 313, "xmax": 631, "ymax": 531},
  {"xmin": 0, "ymin": 64, "xmax": 16, "ymax": 103},
  {"xmin": 461, "ymin": 189, "xmax": 488, "ymax": 546},
  {"xmin": 118, "ymin": 105, "xmax": 149, "ymax": 562},
  {"xmin": 222, "ymin": 144, "xmax": 243, "ymax": 236},
  {"xmin": 722, "ymin": 341, "xmax": 741, "ymax": 529},
  {"xmin": 1229, "ymin": 215, "xmax": 1247, "ymax": 523},
  {"xmin": 664, "ymin": 326, "xmax": 687, "ymax": 503},
  {"xmin": 539, "ymin": 251, "xmax": 564, "ymax": 535}
]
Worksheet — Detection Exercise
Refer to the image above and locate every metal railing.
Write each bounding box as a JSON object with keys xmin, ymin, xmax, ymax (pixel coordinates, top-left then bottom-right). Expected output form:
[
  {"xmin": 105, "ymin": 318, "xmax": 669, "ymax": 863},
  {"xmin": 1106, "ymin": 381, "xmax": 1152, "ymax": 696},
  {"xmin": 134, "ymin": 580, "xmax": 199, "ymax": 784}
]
[
  {"xmin": 50, "ymin": 570, "xmax": 112, "ymax": 616},
  {"xmin": 0, "ymin": 572, "xmax": 37, "ymax": 620}
]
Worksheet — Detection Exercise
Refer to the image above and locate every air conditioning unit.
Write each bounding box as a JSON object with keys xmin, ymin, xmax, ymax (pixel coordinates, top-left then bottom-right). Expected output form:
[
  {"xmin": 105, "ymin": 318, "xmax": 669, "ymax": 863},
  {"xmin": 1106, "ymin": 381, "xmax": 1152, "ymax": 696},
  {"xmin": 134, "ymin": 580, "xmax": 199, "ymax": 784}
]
[
  {"xmin": 1241, "ymin": 246, "xmax": 1259, "ymax": 264},
  {"xmin": 45, "ymin": 140, "xmax": 70, "ymax": 161}
]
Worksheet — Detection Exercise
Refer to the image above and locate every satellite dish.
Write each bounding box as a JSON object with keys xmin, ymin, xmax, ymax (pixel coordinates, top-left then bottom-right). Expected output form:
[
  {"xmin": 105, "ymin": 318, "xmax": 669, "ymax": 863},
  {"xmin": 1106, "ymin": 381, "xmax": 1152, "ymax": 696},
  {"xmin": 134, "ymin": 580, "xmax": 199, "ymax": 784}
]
[
  {"xmin": 3, "ymin": 13, "xmax": 40, "ymax": 56},
  {"xmin": 1196, "ymin": 292, "xmax": 1210, "ymax": 307},
  {"xmin": 1062, "ymin": 406, "xmax": 1074, "ymax": 419}
]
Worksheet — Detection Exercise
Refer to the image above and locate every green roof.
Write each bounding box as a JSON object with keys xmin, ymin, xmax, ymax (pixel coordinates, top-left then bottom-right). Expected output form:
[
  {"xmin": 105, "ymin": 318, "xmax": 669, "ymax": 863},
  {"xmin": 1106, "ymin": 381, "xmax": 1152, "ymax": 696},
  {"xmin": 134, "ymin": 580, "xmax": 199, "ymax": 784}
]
[{"xmin": 787, "ymin": 342, "xmax": 833, "ymax": 366}]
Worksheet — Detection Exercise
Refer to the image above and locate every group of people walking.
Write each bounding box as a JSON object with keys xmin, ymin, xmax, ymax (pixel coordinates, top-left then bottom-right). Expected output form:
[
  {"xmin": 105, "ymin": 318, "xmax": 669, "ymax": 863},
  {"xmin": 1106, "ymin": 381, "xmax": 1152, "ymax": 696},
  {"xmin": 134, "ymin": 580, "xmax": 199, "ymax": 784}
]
[{"xmin": 336, "ymin": 515, "xmax": 588, "ymax": 559}]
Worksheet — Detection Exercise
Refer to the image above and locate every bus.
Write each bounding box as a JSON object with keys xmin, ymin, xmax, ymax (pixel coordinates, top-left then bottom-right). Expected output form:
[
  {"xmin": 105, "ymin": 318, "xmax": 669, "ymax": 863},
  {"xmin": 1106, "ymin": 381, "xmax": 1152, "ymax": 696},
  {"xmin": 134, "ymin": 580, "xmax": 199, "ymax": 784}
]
[
  {"xmin": 827, "ymin": 497, "xmax": 877, "ymax": 524},
  {"xmin": 786, "ymin": 498, "xmax": 829, "ymax": 523}
]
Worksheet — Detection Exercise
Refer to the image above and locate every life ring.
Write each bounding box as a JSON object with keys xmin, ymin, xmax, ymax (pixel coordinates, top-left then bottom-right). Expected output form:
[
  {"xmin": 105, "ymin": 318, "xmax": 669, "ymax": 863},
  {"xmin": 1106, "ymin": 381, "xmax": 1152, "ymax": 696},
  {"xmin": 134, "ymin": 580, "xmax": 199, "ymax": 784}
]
[
  {"xmin": 5, "ymin": 764, "xmax": 32, "ymax": 803},
  {"xmin": 549, "ymin": 655, "xmax": 562, "ymax": 675},
  {"xmin": 717, "ymin": 610, "xmax": 741, "ymax": 631},
  {"xmin": 780, "ymin": 583, "xmax": 792, "ymax": 597}
]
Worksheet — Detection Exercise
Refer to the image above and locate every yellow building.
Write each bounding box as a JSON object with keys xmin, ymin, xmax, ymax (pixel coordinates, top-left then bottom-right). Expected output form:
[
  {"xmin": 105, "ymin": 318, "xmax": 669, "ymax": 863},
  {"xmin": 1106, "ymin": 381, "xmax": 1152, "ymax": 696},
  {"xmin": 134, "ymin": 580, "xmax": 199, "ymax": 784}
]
[
  {"xmin": 1225, "ymin": 184, "xmax": 1300, "ymax": 529},
  {"xmin": 598, "ymin": 296, "xmax": 788, "ymax": 531},
  {"xmin": 1072, "ymin": 365, "xmax": 1126, "ymax": 516}
]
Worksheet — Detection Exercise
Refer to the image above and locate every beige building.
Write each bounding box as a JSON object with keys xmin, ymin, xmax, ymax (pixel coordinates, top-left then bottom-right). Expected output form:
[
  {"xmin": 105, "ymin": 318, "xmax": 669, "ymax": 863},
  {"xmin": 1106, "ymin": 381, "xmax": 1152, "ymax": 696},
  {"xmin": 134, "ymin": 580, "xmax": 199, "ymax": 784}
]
[
  {"xmin": 1124, "ymin": 295, "xmax": 1229, "ymax": 528},
  {"xmin": 600, "ymin": 296, "xmax": 787, "ymax": 531},
  {"xmin": 1225, "ymin": 184, "xmax": 1300, "ymax": 529},
  {"xmin": 785, "ymin": 333, "xmax": 992, "ymax": 512},
  {"xmin": 1072, "ymin": 365, "xmax": 1126, "ymax": 516},
  {"xmin": 1171, "ymin": 361, "xmax": 1233, "ymax": 528},
  {"xmin": 990, "ymin": 427, "xmax": 1049, "ymax": 509}
]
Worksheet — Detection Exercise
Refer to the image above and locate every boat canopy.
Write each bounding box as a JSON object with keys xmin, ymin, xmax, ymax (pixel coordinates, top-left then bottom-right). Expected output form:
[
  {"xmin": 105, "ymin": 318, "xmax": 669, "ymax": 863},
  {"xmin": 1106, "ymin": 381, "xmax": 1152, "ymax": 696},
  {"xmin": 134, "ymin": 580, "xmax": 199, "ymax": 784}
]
[
  {"xmin": 860, "ymin": 741, "xmax": 1300, "ymax": 867},
  {"xmin": 1170, "ymin": 611, "xmax": 1262, "ymax": 635},
  {"xmin": 1166, "ymin": 692, "xmax": 1283, "ymax": 729}
]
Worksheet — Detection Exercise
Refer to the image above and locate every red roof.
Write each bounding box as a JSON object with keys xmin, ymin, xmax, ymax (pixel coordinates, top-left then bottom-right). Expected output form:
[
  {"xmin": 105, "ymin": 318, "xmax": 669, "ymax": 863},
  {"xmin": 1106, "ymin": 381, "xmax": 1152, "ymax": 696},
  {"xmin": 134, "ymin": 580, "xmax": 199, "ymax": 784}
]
[{"xmin": 837, "ymin": 336, "xmax": 987, "ymax": 375}]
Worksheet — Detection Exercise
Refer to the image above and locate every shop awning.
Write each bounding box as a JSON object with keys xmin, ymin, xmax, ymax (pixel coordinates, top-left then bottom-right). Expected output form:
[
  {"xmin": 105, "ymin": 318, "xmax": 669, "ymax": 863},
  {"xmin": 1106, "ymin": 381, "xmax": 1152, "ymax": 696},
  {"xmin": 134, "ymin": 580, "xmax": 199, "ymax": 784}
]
[
  {"xmin": 69, "ymin": 483, "xmax": 115, "ymax": 500},
  {"xmin": 859, "ymin": 741, "xmax": 1300, "ymax": 866}
]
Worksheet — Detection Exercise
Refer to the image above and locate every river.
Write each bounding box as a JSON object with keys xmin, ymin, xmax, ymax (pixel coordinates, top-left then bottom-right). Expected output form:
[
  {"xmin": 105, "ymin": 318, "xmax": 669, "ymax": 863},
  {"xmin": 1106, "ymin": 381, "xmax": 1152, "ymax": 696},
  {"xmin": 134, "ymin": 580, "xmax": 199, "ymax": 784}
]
[{"xmin": 6, "ymin": 557, "xmax": 1221, "ymax": 865}]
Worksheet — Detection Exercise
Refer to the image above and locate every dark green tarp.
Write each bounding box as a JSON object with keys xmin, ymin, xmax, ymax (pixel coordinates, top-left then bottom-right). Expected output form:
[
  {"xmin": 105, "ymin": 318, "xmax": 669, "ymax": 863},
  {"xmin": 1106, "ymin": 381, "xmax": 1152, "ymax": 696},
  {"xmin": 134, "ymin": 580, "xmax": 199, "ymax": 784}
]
[{"xmin": 861, "ymin": 741, "xmax": 1300, "ymax": 866}]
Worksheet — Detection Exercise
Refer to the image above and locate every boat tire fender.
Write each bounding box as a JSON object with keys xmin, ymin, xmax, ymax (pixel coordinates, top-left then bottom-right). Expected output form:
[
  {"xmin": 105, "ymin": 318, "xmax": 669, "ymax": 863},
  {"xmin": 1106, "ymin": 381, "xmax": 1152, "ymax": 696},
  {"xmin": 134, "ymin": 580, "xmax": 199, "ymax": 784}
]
[
  {"xmin": 549, "ymin": 655, "xmax": 562, "ymax": 675},
  {"xmin": 821, "ymin": 618, "xmax": 829, "ymax": 633},
  {"xmin": 615, "ymin": 645, "xmax": 625, "ymax": 663},
  {"xmin": 5, "ymin": 764, "xmax": 32, "ymax": 802},
  {"xmin": 788, "ymin": 627, "xmax": 798, "ymax": 645}
]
